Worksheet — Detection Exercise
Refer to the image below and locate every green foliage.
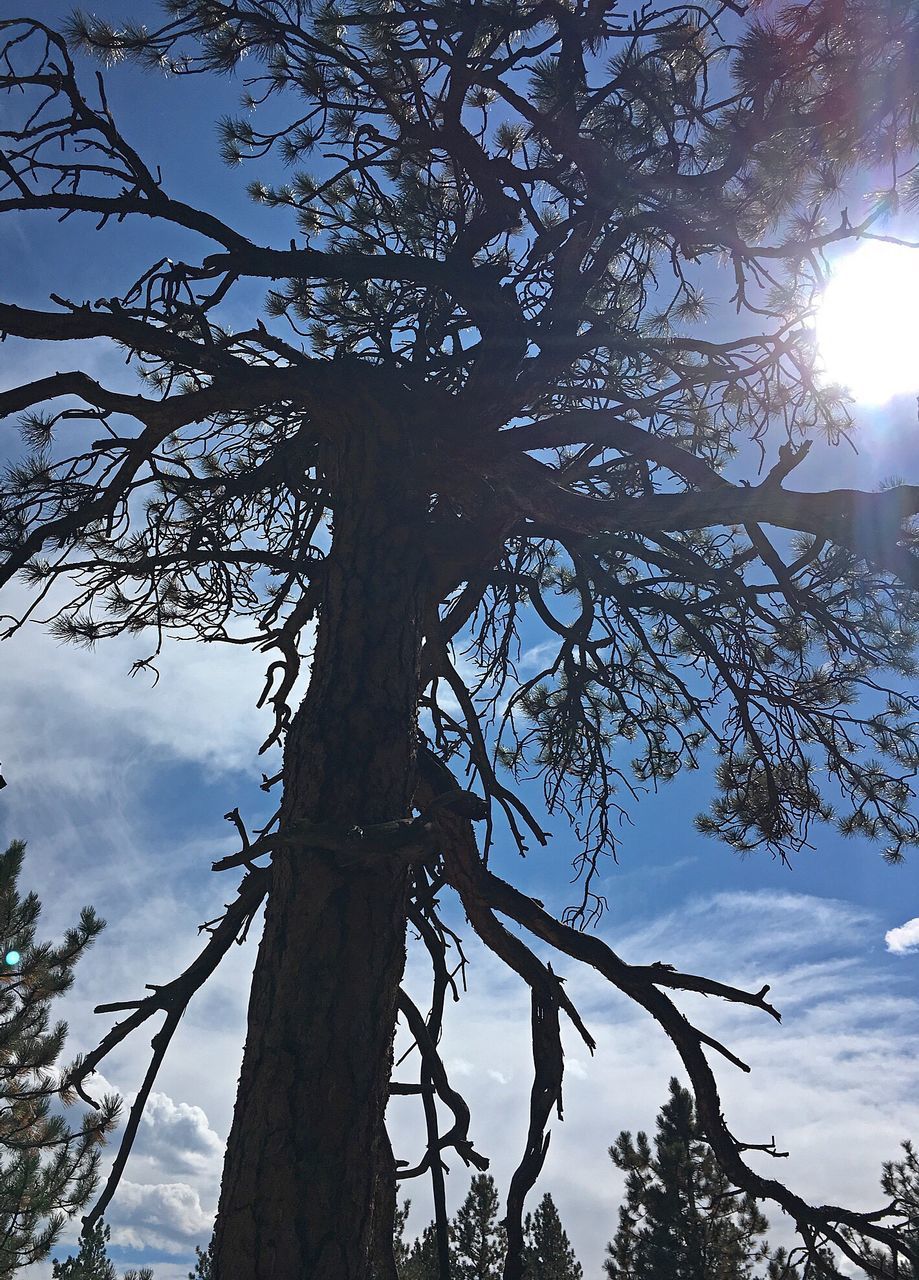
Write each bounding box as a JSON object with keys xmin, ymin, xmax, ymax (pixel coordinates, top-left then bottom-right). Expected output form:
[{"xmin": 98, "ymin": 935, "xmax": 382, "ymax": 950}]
[
  {"xmin": 450, "ymin": 1174, "xmax": 506, "ymax": 1280},
  {"xmin": 523, "ymin": 1193, "xmax": 582, "ymax": 1279},
  {"xmin": 401, "ymin": 1221, "xmax": 444, "ymax": 1280},
  {"xmin": 52, "ymin": 1217, "xmax": 154, "ymax": 1280},
  {"xmin": 0, "ymin": 841, "xmax": 120, "ymax": 1277},
  {"xmin": 52, "ymin": 1218, "xmax": 116, "ymax": 1280},
  {"xmin": 850, "ymin": 1141, "xmax": 919, "ymax": 1277},
  {"xmin": 397, "ymin": 1177, "xmax": 582, "ymax": 1279},
  {"xmin": 605, "ymin": 1079, "xmax": 790, "ymax": 1280},
  {"xmin": 187, "ymin": 1234, "xmax": 214, "ymax": 1279},
  {"xmin": 392, "ymin": 1200, "xmax": 414, "ymax": 1275}
]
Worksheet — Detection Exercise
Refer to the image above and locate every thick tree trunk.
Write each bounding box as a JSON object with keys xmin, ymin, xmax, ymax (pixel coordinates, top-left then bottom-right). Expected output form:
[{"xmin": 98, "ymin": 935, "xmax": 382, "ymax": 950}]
[{"xmin": 212, "ymin": 431, "xmax": 428, "ymax": 1278}]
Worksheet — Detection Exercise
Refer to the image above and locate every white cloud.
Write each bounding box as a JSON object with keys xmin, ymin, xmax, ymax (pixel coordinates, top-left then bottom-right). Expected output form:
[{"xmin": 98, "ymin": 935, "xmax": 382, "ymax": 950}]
[
  {"xmin": 108, "ymin": 1179, "xmax": 214, "ymax": 1254},
  {"xmin": 132, "ymin": 1091, "xmax": 224, "ymax": 1174},
  {"xmin": 886, "ymin": 917, "xmax": 919, "ymax": 955}
]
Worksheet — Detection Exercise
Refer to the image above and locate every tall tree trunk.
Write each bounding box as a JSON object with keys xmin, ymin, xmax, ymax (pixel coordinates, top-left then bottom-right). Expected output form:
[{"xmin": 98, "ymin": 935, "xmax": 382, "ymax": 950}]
[{"xmin": 212, "ymin": 430, "xmax": 428, "ymax": 1278}]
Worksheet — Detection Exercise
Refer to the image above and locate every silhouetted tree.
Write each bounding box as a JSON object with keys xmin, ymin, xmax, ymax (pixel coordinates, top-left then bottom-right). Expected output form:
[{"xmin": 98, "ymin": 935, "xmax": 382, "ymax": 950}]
[
  {"xmin": 398, "ymin": 1180, "xmax": 580, "ymax": 1279},
  {"xmin": 3, "ymin": 2, "xmax": 919, "ymax": 1275},
  {"xmin": 523, "ymin": 1193, "xmax": 582, "ymax": 1279},
  {"xmin": 605, "ymin": 1079, "xmax": 783, "ymax": 1279},
  {"xmin": 51, "ymin": 1217, "xmax": 153, "ymax": 1280},
  {"xmin": 0, "ymin": 841, "xmax": 119, "ymax": 1275},
  {"xmin": 451, "ymin": 1174, "xmax": 506, "ymax": 1280},
  {"xmin": 402, "ymin": 1221, "xmax": 447, "ymax": 1280}
]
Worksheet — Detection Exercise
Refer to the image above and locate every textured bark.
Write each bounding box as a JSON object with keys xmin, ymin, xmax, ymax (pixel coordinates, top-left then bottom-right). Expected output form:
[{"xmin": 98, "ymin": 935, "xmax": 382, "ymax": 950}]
[{"xmin": 211, "ymin": 430, "xmax": 428, "ymax": 1278}]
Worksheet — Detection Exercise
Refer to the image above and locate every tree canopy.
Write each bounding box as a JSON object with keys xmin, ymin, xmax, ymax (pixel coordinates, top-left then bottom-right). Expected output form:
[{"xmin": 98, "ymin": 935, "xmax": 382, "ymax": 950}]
[
  {"xmin": 606, "ymin": 1078, "xmax": 786, "ymax": 1280},
  {"xmin": 3, "ymin": 0, "xmax": 919, "ymax": 1275}
]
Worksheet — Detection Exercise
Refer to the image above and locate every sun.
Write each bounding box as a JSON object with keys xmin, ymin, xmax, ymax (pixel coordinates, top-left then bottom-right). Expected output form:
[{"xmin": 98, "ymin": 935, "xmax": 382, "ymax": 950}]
[{"xmin": 815, "ymin": 239, "xmax": 919, "ymax": 405}]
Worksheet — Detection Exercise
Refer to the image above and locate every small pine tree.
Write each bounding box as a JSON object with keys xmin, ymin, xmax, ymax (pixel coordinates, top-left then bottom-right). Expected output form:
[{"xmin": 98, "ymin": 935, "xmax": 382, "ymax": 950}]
[
  {"xmin": 188, "ymin": 1234, "xmax": 214, "ymax": 1280},
  {"xmin": 450, "ymin": 1174, "xmax": 506, "ymax": 1280},
  {"xmin": 401, "ymin": 1220, "xmax": 445, "ymax": 1280},
  {"xmin": 51, "ymin": 1217, "xmax": 154, "ymax": 1280},
  {"xmin": 52, "ymin": 1219, "xmax": 116, "ymax": 1280},
  {"xmin": 523, "ymin": 1193, "xmax": 583, "ymax": 1279},
  {"xmin": 605, "ymin": 1079, "xmax": 788, "ymax": 1280},
  {"xmin": 0, "ymin": 839, "xmax": 120, "ymax": 1275}
]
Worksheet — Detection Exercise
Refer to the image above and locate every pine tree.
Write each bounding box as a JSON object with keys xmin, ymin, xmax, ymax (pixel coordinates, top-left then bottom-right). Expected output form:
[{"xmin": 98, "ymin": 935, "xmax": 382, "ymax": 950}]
[
  {"xmin": 605, "ymin": 1080, "xmax": 783, "ymax": 1280},
  {"xmin": 852, "ymin": 1141, "xmax": 919, "ymax": 1278},
  {"xmin": 879, "ymin": 1142, "xmax": 919, "ymax": 1276},
  {"xmin": 523, "ymin": 1193, "xmax": 583, "ymax": 1279},
  {"xmin": 0, "ymin": 840, "xmax": 120, "ymax": 1275},
  {"xmin": 450, "ymin": 1175, "xmax": 506, "ymax": 1280},
  {"xmin": 7, "ymin": 2, "xmax": 919, "ymax": 1273},
  {"xmin": 52, "ymin": 1217, "xmax": 154, "ymax": 1280},
  {"xmin": 393, "ymin": 1201, "xmax": 445, "ymax": 1280},
  {"xmin": 187, "ymin": 1234, "xmax": 214, "ymax": 1280},
  {"xmin": 52, "ymin": 1219, "xmax": 116, "ymax": 1280},
  {"xmin": 401, "ymin": 1221, "xmax": 445, "ymax": 1280},
  {"xmin": 398, "ymin": 1180, "xmax": 581, "ymax": 1279}
]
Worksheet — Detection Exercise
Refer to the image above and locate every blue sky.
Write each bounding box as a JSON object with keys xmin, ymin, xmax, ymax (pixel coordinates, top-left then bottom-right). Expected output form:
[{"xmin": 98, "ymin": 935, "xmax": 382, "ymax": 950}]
[{"xmin": 2, "ymin": 3, "xmax": 919, "ymax": 1275}]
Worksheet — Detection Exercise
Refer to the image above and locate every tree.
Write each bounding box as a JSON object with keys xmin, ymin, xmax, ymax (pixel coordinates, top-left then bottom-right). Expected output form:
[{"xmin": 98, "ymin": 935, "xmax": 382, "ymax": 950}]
[
  {"xmin": 451, "ymin": 1174, "xmax": 506, "ymax": 1280},
  {"xmin": 0, "ymin": 840, "xmax": 119, "ymax": 1275},
  {"xmin": 52, "ymin": 1219, "xmax": 116, "ymax": 1280},
  {"xmin": 187, "ymin": 1235, "xmax": 215, "ymax": 1280},
  {"xmin": 398, "ymin": 1178, "xmax": 578, "ymax": 1278},
  {"xmin": 605, "ymin": 1078, "xmax": 778, "ymax": 1280},
  {"xmin": 852, "ymin": 1142, "xmax": 919, "ymax": 1278},
  {"xmin": 402, "ymin": 1221, "xmax": 448, "ymax": 1280},
  {"xmin": 4, "ymin": 0, "xmax": 919, "ymax": 1275},
  {"xmin": 51, "ymin": 1217, "xmax": 154, "ymax": 1280},
  {"xmin": 523, "ymin": 1193, "xmax": 582, "ymax": 1280}
]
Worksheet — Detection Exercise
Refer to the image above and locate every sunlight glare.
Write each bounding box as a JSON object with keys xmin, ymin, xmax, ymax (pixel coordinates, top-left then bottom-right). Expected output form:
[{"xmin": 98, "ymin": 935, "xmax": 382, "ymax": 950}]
[{"xmin": 815, "ymin": 240, "xmax": 919, "ymax": 405}]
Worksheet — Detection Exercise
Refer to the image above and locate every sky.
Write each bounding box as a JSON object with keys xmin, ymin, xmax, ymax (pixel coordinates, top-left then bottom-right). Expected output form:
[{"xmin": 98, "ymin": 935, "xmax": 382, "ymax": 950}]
[{"xmin": 1, "ymin": 3, "xmax": 919, "ymax": 1276}]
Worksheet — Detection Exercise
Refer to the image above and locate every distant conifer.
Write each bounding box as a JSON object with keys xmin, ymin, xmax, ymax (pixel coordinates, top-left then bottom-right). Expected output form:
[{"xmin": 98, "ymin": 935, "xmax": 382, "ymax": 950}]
[
  {"xmin": 605, "ymin": 1079, "xmax": 787, "ymax": 1280},
  {"xmin": 51, "ymin": 1217, "xmax": 154, "ymax": 1280},
  {"xmin": 523, "ymin": 1192, "xmax": 583, "ymax": 1279},
  {"xmin": 450, "ymin": 1174, "xmax": 506, "ymax": 1280}
]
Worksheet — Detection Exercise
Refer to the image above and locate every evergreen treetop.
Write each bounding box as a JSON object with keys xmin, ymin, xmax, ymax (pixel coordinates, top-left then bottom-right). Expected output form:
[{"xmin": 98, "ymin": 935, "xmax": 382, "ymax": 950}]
[
  {"xmin": 605, "ymin": 1079, "xmax": 782, "ymax": 1280},
  {"xmin": 51, "ymin": 1216, "xmax": 154, "ymax": 1280},
  {"xmin": 451, "ymin": 1174, "xmax": 507, "ymax": 1280},
  {"xmin": 523, "ymin": 1192, "xmax": 583, "ymax": 1280}
]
